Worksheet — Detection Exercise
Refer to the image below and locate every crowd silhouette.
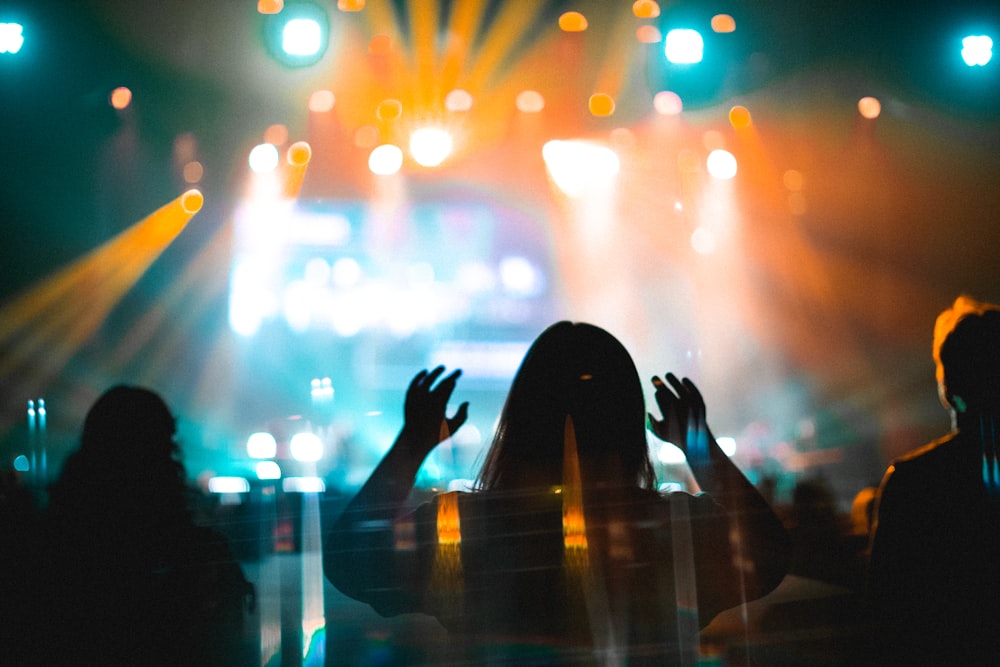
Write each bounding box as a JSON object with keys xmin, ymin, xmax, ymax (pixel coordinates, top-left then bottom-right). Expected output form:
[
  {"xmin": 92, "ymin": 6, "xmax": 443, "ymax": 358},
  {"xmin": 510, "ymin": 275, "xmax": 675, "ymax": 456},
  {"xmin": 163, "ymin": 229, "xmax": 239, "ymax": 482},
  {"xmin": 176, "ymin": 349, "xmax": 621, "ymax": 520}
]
[{"xmin": 3, "ymin": 300, "xmax": 999, "ymax": 665}]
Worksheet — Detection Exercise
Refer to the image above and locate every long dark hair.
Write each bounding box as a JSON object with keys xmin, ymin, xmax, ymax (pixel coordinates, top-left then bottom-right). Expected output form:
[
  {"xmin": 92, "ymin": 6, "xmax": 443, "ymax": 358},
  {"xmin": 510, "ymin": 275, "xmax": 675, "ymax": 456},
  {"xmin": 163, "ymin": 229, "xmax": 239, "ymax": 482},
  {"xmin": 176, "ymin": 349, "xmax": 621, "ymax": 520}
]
[{"xmin": 476, "ymin": 322, "xmax": 657, "ymax": 491}]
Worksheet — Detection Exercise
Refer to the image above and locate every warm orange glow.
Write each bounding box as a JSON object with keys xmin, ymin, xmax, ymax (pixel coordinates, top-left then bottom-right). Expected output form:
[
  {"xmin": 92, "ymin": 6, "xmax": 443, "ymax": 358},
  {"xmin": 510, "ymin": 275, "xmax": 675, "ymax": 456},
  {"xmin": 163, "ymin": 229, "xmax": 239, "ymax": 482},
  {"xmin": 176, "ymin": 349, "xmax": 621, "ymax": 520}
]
[
  {"xmin": 308, "ymin": 89, "xmax": 335, "ymax": 113},
  {"xmin": 182, "ymin": 161, "xmax": 203, "ymax": 184},
  {"xmin": 257, "ymin": 0, "xmax": 283, "ymax": 15},
  {"xmin": 368, "ymin": 34, "xmax": 392, "ymax": 56},
  {"xmin": 712, "ymin": 14, "xmax": 736, "ymax": 33},
  {"xmin": 263, "ymin": 124, "xmax": 288, "ymax": 146},
  {"xmin": 516, "ymin": 90, "xmax": 545, "ymax": 113},
  {"xmin": 562, "ymin": 416, "xmax": 588, "ymax": 551},
  {"xmin": 636, "ymin": 25, "xmax": 661, "ymax": 43},
  {"xmin": 436, "ymin": 490, "xmax": 462, "ymax": 545},
  {"xmin": 589, "ymin": 93, "xmax": 615, "ymax": 117},
  {"xmin": 702, "ymin": 129, "xmax": 725, "ymax": 151},
  {"xmin": 354, "ymin": 125, "xmax": 379, "ymax": 147},
  {"xmin": 337, "ymin": 0, "xmax": 365, "ymax": 11},
  {"xmin": 558, "ymin": 12, "xmax": 588, "ymax": 32},
  {"xmin": 287, "ymin": 140, "xmax": 312, "ymax": 167},
  {"xmin": 376, "ymin": 98, "xmax": 403, "ymax": 121},
  {"xmin": 729, "ymin": 105, "xmax": 752, "ymax": 129},
  {"xmin": 445, "ymin": 89, "xmax": 473, "ymax": 112},
  {"xmin": 783, "ymin": 169, "xmax": 804, "ymax": 192},
  {"xmin": 109, "ymin": 87, "xmax": 132, "ymax": 110},
  {"xmin": 633, "ymin": 0, "xmax": 660, "ymax": 19},
  {"xmin": 180, "ymin": 188, "xmax": 204, "ymax": 214},
  {"xmin": 282, "ymin": 141, "xmax": 312, "ymax": 198},
  {"xmin": 858, "ymin": 96, "xmax": 882, "ymax": 119}
]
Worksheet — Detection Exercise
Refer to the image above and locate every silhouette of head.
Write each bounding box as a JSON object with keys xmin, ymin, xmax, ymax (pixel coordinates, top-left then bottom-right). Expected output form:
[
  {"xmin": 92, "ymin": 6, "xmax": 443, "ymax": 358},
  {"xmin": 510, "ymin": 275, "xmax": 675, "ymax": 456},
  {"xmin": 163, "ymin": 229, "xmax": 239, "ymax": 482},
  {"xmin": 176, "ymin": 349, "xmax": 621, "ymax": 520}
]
[
  {"xmin": 81, "ymin": 385, "xmax": 178, "ymax": 461},
  {"xmin": 477, "ymin": 322, "xmax": 656, "ymax": 491},
  {"xmin": 933, "ymin": 296, "xmax": 1000, "ymax": 414}
]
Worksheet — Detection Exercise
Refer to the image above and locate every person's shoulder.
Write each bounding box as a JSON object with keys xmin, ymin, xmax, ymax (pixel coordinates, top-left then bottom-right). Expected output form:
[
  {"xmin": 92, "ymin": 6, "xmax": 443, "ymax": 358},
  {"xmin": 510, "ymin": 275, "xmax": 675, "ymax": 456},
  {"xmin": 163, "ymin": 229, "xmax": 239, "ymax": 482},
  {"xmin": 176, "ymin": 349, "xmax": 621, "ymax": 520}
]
[{"xmin": 891, "ymin": 434, "xmax": 957, "ymax": 474}]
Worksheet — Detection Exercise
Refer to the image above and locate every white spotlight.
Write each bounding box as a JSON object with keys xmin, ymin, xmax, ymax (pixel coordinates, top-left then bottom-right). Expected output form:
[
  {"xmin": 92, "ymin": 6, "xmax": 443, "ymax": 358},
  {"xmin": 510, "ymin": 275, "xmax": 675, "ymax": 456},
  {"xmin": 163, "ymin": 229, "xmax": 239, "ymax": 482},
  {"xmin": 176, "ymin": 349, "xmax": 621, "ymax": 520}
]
[{"xmin": 410, "ymin": 127, "xmax": 453, "ymax": 167}]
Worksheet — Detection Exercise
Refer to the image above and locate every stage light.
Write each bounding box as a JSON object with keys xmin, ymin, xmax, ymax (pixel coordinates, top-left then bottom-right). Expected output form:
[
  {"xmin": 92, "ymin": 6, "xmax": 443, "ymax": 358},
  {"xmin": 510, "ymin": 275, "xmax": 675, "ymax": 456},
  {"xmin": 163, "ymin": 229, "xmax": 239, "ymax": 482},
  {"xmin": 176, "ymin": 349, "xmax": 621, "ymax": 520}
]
[
  {"xmin": 290, "ymin": 432, "xmax": 323, "ymax": 462},
  {"xmin": 338, "ymin": 0, "xmax": 365, "ymax": 11},
  {"xmin": 500, "ymin": 256, "xmax": 543, "ymax": 296},
  {"xmin": 515, "ymin": 90, "xmax": 545, "ymax": 113},
  {"xmin": 654, "ymin": 90, "xmax": 683, "ymax": 115},
  {"xmin": 180, "ymin": 189, "xmax": 204, "ymax": 214},
  {"xmin": 559, "ymin": 12, "xmax": 588, "ymax": 32},
  {"xmin": 633, "ymin": 1, "xmax": 660, "ymax": 19},
  {"xmin": 711, "ymin": 14, "xmax": 736, "ymax": 34},
  {"xmin": 542, "ymin": 140, "xmax": 620, "ymax": 198},
  {"xmin": 665, "ymin": 28, "xmax": 704, "ymax": 64},
  {"xmin": 282, "ymin": 476, "xmax": 326, "ymax": 493},
  {"xmin": 247, "ymin": 432, "xmax": 278, "ymax": 459},
  {"xmin": 263, "ymin": 1, "xmax": 329, "ymax": 67},
  {"xmin": 445, "ymin": 89, "xmax": 473, "ymax": 112},
  {"xmin": 729, "ymin": 105, "xmax": 752, "ymax": 128},
  {"xmin": 858, "ymin": 96, "xmax": 881, "ymax": 119},
  {"xmin": 308, "ymin": 89, "xmax": 335, "ymax": 112},
  {"xmin": 690, "ymin": 227, "xmax": 717, "ymax": 255},
  {"xmin": 182, "ymin": 161, "xmax": 203, "ymax": 184},
  {"xmin": 368, "ymin": 144, "xmax": 403, "ymax": 175},
  {"xmin": 410, "ymin": 127, "xmax": 453, "ymax": 167},
  {"xmin": 109, "ymin": 87, "xmax": 132, "ymax": 110},
  {"xmin": 961, "ymin": 35, "xmax": 993, "ymax": 66},
  {"xmin": 331, "ymin": 257, "xmax": 362, "ymax": 286},
  {"xmin": 376, "ymin": 98, "xmax": 403, "ymax": 120},
  {"xmin": 636, "ymin": 25, "xmax": 662, "ymax": 44},
  {"xmin": 258, "ymin": 0, "xmax": 283, "ymax": 14},
  {"xmin": 0, "ymin": 22, "xmax": 24, "ymax": 54},
  {"xmin": 717, "ymin": 436, "xmax": 737, "ymax": 456},
  {"xmin": 13, "ymin": 455, "xmax": 29, "ymax": 472},
  {"xmin": 208, "ymin": 476, "xmax": 251, "ymax": 494},
  {"xmin": 256, "ymin": 461, "xmax": 282, "ymax": 480},
  {"xmin": 588, "ymin": 93, "xmax": 615, "ymax": 116},
  {"xmin": 706, "ymin": 149, "xmax": 737, "ymax": 180},
  {"xmin": 249, "ymin": 143, "xmax": 280, "ymax": 173}
]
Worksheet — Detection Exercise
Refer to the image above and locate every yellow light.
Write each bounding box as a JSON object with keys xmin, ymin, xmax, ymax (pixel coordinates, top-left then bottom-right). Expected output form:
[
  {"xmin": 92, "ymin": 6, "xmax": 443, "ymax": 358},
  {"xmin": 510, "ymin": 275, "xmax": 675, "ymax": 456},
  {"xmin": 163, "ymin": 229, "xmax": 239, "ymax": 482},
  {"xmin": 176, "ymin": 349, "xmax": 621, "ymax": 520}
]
[
  {"xmin": 633, "ymin": 0, "xmax": 660, "ymax": 19},
  {"xmin": 436, "ymin": 491, "xmax": 462, "ymax": 545},
  {"xmin": 711, "ymin": 14, "xmax": 736, "ymax": 33},
  {"xmin": 515, "ymin": 90, "xmax": 545, "ymax": 113},
  {"xmin": 109, "ymin": 86, "xmax": 132, "ymax": 110},
  {"xmin": 858, "ymin": 96, "xmax": 881, "ymax": 119},
  {"xmin": 308, "ymin": 89, "xmax": 335, "ymax": 113},
  {"xmin": 257, "ymin": 0, "xmax": 283, "ymax": 15},
  {"xmin": 376, "ymin": 98, "xmax": 403, "ymax": 121},
  {"xmin": 180, "ymin": 189, "xmax": 204, "ymax": 214},
  {"xmin": 636, "ymin": 25, "xmax": 661, "ymax": 43},
  {"xmin": 337, "ymin": 0, "xmax": 365, "ymax": 11},
  {"xmin": 729, "ymin": 105, "xmax": 752, "ymax": 129},
  {"xmin": 287, "ymin": 141, "xmax": 312, "ymax": 167},
  {"xmin": 558, "ymin": 11, "xmax": 588, "ymax": 32},
  {"xmin": 588, "ymin": 93, "xmax": 615, "ymax": 117}
]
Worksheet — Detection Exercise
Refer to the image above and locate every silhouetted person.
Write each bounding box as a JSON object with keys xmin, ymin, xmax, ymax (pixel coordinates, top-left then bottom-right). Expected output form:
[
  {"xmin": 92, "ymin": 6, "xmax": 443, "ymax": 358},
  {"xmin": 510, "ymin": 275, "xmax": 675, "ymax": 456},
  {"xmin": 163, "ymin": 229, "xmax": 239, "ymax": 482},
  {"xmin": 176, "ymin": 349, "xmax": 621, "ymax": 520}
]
[
  {"xmin": 325, "ymin": 322, "xmax": 789, "ymax": 664},
  {"xmin": 30, "ymin": 386, "xmax": 253, "ymax": 666},
  {"xmin": 867, "ymin": 296, "xmax": 1000, "ymax": 664}
]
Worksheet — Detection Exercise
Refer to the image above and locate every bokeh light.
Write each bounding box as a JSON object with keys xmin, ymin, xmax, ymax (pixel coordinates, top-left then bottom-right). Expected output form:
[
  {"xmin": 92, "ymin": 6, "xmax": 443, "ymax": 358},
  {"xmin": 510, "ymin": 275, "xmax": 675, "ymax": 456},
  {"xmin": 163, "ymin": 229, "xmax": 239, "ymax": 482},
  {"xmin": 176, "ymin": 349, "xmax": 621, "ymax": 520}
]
[
  {"xmin": 665, "ymin": 29, "xmax": 704, "ymax": 64},
  {"xmin": 255, "ymin": 461, "xmax": 282, "ymax": 480},
  {"xmin": 636, "ymin": 25, "xmax": 662, "ymax": 44},
  {"xmin": 691, "ymin": 227, "xmax": 717, "ymax": 254},
  {"xmin": 263, "ymin": 124, "xmax": 288, "ymax": 146},
  {"xmin": 858, "ymin": 96, "xmax": 881, "ymax": 119},
  {"xmin": 290, "ymin": 432, "xmax": 323, "ymax": 462},
  {"xmin": 376, "ymin": 98, "xmax": 403, "ymax": 121},
  {"xmin": 249, "ymin": 143, "xmax": 280, "ymax": 172},
  {"xmin": 409, "ymin": 127, "xmax": 453, "ymax": 167},
  {"xmin": 589, "ymin": 93, "xmax": 615, "ymax": 116},
  {"xmin": 109, "ymin": 86, "xmax": 132, "ymax": 110},
  {"xmin": 257, "ymin": 0, "xmax": 283, "ymax": 15},
  {"xmin": 180, "ymin": 189, "xmax": 204, "ymax": 214},
  {"xmin": 287, "ymin": 140, "xmax": 312, "ymax": 166},
  {"xmin": 711, "ymin": 14, "xmax": 736, "ymax": 33},
  {"xmin": 337, "ymin": 0, "xmax": 365, "ymax": 11},
  {"xmin": 182, "ymin": 161, "xmax": 203, "ymax": 184},
  {"xmin": 633, "ymin": 1, "xmax": 660, "ymax": 19},
  {"xmin": 706, "ymin": 149, "xmax": 738, "ymax": 180},
  {"xmin": 516, "ymin": 90, "xmax": 545, "ymax": 113},
  {"xmin": 308, "ymin": 89, "xmax": 335, "ymax": 112},
  {"xmin": 247, "ymin": 432, "xmax": 278, "ymax": 459},
  {"xmin": 729, "ymin": 105, "xmax": 752, "ymax": 129},
  {"xmin": 542, "ymin": 140, "xmax": 620, "ymax": 198},
  {"xmin": 654, "ymin": 90, "xmax": 683, "ymax": 115},
  {"xmin": 558, "ymin": 12, "xmax": 588, "ymax": 32},
  {"xmin": 368, "ymin": 144, "xmax": 403, "ymax": 175},
  {"xmin": 961, "ymin": 35, "xmax": 994, "ymax": 66},
  {"xmin": 445, "ymin": 89, "xmax": 474, "ymax": 112}
]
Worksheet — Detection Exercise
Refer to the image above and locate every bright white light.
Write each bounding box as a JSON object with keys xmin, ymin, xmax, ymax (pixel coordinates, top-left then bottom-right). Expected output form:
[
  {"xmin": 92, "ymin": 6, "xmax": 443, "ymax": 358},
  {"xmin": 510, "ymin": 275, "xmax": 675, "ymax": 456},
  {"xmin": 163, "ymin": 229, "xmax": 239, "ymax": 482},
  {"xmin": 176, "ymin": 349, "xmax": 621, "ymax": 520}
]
[
  {"xmin": 0, "ymin": 23, "xmax": 24, "ymax": 54},
  {"xmin": 706, "ymin": 149, "xmax": 737, "ymax": 179},
  {"xmin": 500, "ymin": 256, "xmax": 543, "ymax": 296},
  {"xmin": 409, "ymin": 127, "xmax": 453, "ymax": 167},
  {"xmin": 311, "ymin": 377, "xmax": 334, "ymax": 400},
  {"xmin": 717, "ymin": 436, "xmax": 737, "ymax": 457},
  {"xmin": 445, "ymin": 89, "xmax": 473, "ymax": 111},
  {"xmin": 247, "ymin": 432, "xmax": 278, "ymax": 459},
  {"xmin": 283, "ymin": 476, "xmax": 326, "ymax": 493},
  {"xmin": 657, "ymin": 441, "xmax": 687, "ymax": 464},
  {"xmin": 256, "ymin": 460, "xmax": 282, "ymax": 480},
  {"xmin": 690, "ymin": 227, "xmax": 717, "ymax": 255},
  {"xmin": 283, "ymin": 281, "xmax": 313, "ymax": 332},
  {"xmin": 665, "ymin": 29, "xmax": 704, "ymax": 64},
  {"xmin": 542, "ymin": 140, "xmax": 620, "ymax": 198},
  {"xmin": 369, "ymin": 144, "xmax": 403, "ymax": 175},
  {"xmin": 208, "ymin": 476, "xmax": 251, "ymax": 494},
  {"xmin": 290, "ymin": 432, "xmax": 323, "ymax": 462},
  {"xmin": 304, "ymin": 258, "xmax": 330, "ymax": 285},
  {"xmin": 962, "ymin": 35, "xmax": 993, "ymax": 66},
  {"xmin": 331, "ymin": 257, "xmax": 362, "ymax": 286},
  {"xmin": 282, "ymin": 18, "xmax": 322, "ymax": 56},
  {"xmin": 448, "ymin": 479, "xmax": 476, "ymax": 492},
  {"xmin": 249, "ymin": 143, "xmax": 280, "ymax": 173}
]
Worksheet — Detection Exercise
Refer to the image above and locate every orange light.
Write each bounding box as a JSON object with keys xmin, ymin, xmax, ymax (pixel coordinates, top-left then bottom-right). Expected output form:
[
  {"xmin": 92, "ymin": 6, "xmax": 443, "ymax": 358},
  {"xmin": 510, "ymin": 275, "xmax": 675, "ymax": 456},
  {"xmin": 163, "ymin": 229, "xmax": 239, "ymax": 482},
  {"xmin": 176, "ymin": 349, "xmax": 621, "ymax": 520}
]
[
  {"xmin": 308, "ymin": 89, "xmax": 335, "ymax": 113},
  {"xmin": 711, "ymin": 14, "xmax": 736, "ymax": 33},
  {"xmin": 376, "ymin": 98, "xmax": 403, "ymax": 121},
  {"xmin": 368, "ymin": 33, "xmax": 391, "ymax": 55},
  {"xmin": 354, "ymin": 125, "xmax": 379, "ymax": 148},
  {"xmin": 858, "ymin": 96, "xmax": 881, "ymax": 119},
  {"xmin": 782, "ymin": 169, "xmax": 804, "ymax": 192},
  {"xmin": 337, "ymin": 0, "xmax": 365, "ymax": 11},
  {"xmin": 182, "ymin": 161, "xmax": 203, "ymax": 184},
  {"xmin": 257, "ymin": 0, "xmax": 283, "ymax": 15},
  {"xmin": 729, "ymin": 105, "xmax": 752, "ymax": 129},
  {"xmin": 287, "ymin": 141, "xmax": 312, "ymax": 167},
  {"xmin": 636, "ymin": 25, "xmax": 661, "ymax": 43},
  {"xmin": 109, "ymin": 87, "xmax": 132, "ymax": 110},
  {"xmin": 632, "ymin": 0, "xmax": 660, "ymax": 19},
  {"xmin": 180, "ymin": 189, "xmax": 204, "ymax": 214},
  {"xmin": 516, "ymin": 90, "xmax": 545, "ymax": 113},
  {"xmin": 558, "ymin": 11, "xmax": 588, "ymax": 32},
  {"xmin": 589, "ymin": 93, "xmax": 615, "ymax": 117},
  {"xmin": 436, "ymin": 491, "xmax": 462, "ymax": 545},
  {"xmin": 263, "ymin": 124, "xmax": 288, "ymax": 146}
]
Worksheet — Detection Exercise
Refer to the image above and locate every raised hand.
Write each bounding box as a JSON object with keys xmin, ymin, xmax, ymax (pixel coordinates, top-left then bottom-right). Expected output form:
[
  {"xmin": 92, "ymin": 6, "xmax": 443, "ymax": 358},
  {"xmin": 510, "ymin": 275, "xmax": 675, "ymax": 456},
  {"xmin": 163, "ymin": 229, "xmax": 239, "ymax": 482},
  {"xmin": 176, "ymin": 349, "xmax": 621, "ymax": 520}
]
[
  {"xmin": 648, "ymin": 372, "xmax": 712, "ymax": 466},
  {"xmin": 401, "ymin": 366, "xmax": 469, "ymax": 458}
]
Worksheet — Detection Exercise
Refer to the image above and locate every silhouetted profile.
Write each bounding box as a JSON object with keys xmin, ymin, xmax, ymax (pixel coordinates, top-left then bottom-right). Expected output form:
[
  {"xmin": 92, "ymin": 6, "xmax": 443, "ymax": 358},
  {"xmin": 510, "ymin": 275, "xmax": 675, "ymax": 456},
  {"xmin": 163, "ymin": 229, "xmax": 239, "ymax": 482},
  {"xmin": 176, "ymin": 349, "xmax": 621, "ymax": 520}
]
[
  {"xmin": 325, "ymin": 322, "xmax": 789, "ymax": 664},
  {"xmin": 867, "ymin": 296, "xmax": 1000, "ymax": 664},
  {"xmin": 32, "ymin": 386, "xmax": 254, "ymax": 666}
]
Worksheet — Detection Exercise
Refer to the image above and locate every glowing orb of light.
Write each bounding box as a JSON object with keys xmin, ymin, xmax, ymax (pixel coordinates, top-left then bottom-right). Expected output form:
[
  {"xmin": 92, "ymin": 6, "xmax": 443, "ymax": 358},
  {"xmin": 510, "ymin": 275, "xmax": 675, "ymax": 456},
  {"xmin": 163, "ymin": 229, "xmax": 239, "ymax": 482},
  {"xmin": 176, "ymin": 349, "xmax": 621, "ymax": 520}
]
[
  {"xmin": 257, "ymin": 0, "xmax": 283, "ymax": 14},
  {"xmin": 287, "ymin": 140, "xmax": 312, "ymax": 166},
  {"xmin": 182, "ymin": 161, "xmax": 203, "ymax": 184},
  {"xmin": 665, "ymin": 28, "xmax": 704, "ymax": 64},
  {"xmin": 282, "ymin": 18, "xmax": 323, "ymax": 56},
  {"xmin": 858, "ymin": 96, "xmax": 881, "ymax": 119},
  {"xmin": 445, "ymin": 89, "xmax": 474, "ymax": 112},
  {"xmin": 729, "ymin": 105, "xmax": 752, "ymax": 129},
  {"xmin": 368, "ymin": 144, "xmax": 403, "ymax": 175},
  {"xmin": 559, "ymin": 12, "xmax": 588, "ymax": 32},
  {"xmin": 706, "ymin": 149, "xmax": 737, "ymax": 180},
  {"xmin": 13, "ymin": 455, "xmax": 29, "ymax": 472},
  {"xmin": 376, "ymin": 98, "xmax": 403, "ymax": 121},
  {"xmin": 516, "ymin": 90, "xmax": 545, "ymax": 113},
  {"xmin": 542, "ymin": 140, "xmax": 620, "ymax": 198},
  {"xmin": 690, "ymin": 227, "xmax": 717, "ymax": 255},
  {"xmin": 654, "ymin": 90, "xmax": 683, "ymax": 115},
  {"xmin": 633, "ymin": 1, "xmax": 660, "ymax": 19},
  {"xmin": 247, "ymin": 432, "xmax": 278, "ymax": 459},
  {"xmin": 409, "ymin": 127, "xmax": 453, "ymax": 167},
  {"xmin": 0, "ymin": 23, "xmax": 25, "ymax": 54},
  {"xmin": 589, "ymin": 93, "xmax": 615, "ymax": 116},
  {"xmin": 249, "ymin": 143, "xmax": 280, "ymax": 172},
  {"xmin": 962, "ymin": 35, "xmax": 993, "ymax": 66},
  {"xmin": 308, "ymin": 89, "xmax": 335, "ymax": 112},
  {"xmin": 181, "ymin": 189, "xmax": 204, "ymax": 214},
  {"xmin": 290, "ymin": 432, "xmax": 323, "ymax": 462},
  {"xmin": 256, "ymin": 461, "xmax": 282, "ymax": 480},
  {"xmin": 712, "ymin": 14, "xmax": 736, "ymax": 33},
  {"xmin": 338, "ymin": 0, "xmax": 365, "ymax": 11},
  {"xmin": 109, "ymin": 86, "xmax": 132, "ymax": 110},
  {"xmin": 637, "ymin": 25, "xmax": 662, "ymax": 43}
]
